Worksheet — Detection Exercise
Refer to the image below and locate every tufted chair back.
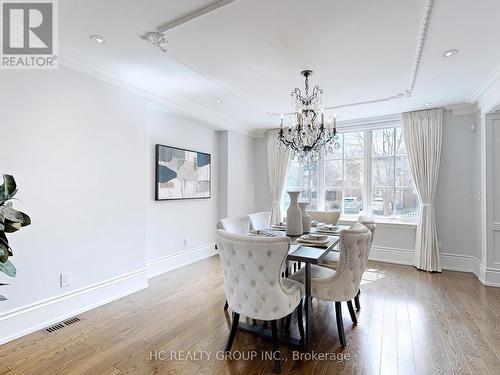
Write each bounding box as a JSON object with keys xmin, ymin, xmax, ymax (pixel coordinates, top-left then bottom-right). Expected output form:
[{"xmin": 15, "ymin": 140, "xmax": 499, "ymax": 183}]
[
  {"xmin": 249, "ymin": 211, "xmax": 271, "ymax": 231},
  {"xmin": 309, "ymin": 210, "xmax": 340, "ymax": 225},
  {"xmin": 216, "ymin": 229, "xmax": 302, "ymax": 321},
  {"xmin": 312, "ymin": 223, "xmax": 371, "ymax": 302},
  {"xmin": 357, "ymin": 215, "xmax": 376, "ymax": 250},
  {"xmin": 216, "ymin": 216, "xmax": 250, "ymax": 234}
]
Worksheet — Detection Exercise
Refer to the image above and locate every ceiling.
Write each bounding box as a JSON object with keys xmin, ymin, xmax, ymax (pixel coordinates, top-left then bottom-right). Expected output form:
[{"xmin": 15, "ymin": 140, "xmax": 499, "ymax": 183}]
[{"xmin": 60, "ymin": 0, "xmax": 500, "ymax": 134}]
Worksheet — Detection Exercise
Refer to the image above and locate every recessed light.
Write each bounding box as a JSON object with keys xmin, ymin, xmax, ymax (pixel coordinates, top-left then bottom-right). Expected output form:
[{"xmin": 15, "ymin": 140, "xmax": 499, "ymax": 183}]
[
  {"xmin": 442, "ymin": 49, "xmax": 458, "ymax": 58},
  {"xmin": 90, "ymin": 35, "xmax": 105, "ymax": 44},
  {"xmin": 424, "ymin": 103, "xmax": 431, "ymax": 107},
  {"xmin": 215, "ymin": 98, "xmax": 223, "ymax": 104}
]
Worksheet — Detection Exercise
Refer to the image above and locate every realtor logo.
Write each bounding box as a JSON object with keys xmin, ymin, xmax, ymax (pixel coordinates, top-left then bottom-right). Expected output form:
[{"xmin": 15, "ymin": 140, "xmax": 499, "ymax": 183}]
[{"xmin": 1, "ymin": 0, "xmax": 58, "ymax": 69}]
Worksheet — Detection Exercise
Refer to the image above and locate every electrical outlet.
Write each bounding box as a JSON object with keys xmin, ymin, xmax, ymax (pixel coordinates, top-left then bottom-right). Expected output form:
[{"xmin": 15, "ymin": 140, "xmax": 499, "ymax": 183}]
[
  {"xmin": 184, "ymin": 238, "xmax": 189, "ymax": 247},
  {"xmin": 60, "ymin": 272, "xmax": 71, "ymax": 287}
]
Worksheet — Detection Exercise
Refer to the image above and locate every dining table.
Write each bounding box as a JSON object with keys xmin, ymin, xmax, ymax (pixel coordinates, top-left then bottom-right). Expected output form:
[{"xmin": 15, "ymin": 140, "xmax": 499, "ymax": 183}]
[{"xmin": 237, "ymin": 224, "xmax": 351, "ymax": 352}]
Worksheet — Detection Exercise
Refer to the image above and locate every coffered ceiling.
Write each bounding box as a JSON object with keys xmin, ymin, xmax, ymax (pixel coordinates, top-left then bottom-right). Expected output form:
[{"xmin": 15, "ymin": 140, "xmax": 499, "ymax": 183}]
[{"xmin": 59, "ymin": 0, "xmax": 500, "ymax": 134}]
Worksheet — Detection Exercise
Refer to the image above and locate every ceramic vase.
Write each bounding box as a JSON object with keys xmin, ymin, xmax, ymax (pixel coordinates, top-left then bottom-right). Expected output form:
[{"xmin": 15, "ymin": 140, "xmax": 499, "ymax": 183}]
[
  {"xmin": 298, "ymin": 202, "xmax": 311, "ymax": 233},
  {"xmin": 286, "ymin": 191, "xmax": 303, "ymax": 236}
]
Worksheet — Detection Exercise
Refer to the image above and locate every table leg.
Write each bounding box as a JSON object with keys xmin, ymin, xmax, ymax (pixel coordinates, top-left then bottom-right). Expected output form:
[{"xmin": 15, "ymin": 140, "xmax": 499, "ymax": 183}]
[{"xmin": 304, "ymin": 263, "xmax": 311, "ymax": 351}]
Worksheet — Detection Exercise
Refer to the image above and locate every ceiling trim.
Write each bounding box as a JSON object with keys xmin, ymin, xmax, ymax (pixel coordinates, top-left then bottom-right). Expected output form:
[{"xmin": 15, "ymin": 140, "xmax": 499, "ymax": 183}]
[
  {"xmin": 269, "ymin": 0, "xmax": 435, "ymax": 117},
  {"xmin": 158, "ymin": 0, "xmax": 235, "ymax": 32},
  {"xmin": 58, "ymin": 48, "xmax": 255, "ymax": 137},
  {"xmin": 467, "ymin": 62, "xmax": 500, "ymax": 104}
]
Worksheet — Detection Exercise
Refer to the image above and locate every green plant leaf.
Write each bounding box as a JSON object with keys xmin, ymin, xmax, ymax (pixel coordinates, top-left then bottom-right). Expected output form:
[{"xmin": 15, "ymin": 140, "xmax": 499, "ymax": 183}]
[
  {"xmin": 0, "ymin": 295, "xmax": 6, "ymax": 301},
  {"xmin": 0, "ymin": 202, "xmax": 23, "ymax": 223},
  {"xmin": 3, "ymin": 220, "xmax": 21, "ymax": 233},
  {"xmin": 20, "ymin": 211, "xmax": 31, "ymax": 226},
  {"xmin": 2, "ymin": 175, "xmax": 17, "ymax": 199},
  {"xmin": 0, "ymin": 259, "xmax": 16, "ymax": 277}
]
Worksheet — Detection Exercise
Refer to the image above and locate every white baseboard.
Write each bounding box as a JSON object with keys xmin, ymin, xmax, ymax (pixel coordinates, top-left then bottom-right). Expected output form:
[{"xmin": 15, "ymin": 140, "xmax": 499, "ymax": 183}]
[
  {"xmin": 146, "ymin": 243, "xmax": 216, "ymax": 279},
  {"xmin": 0, "ymin": 268, "xmax": 148, "ymax": 345},
  {"xmin": 440, "ymin": 252, "xmax": 476, "ymax": 272},
  {"xmin": 369, "ymin": 246, "xmax": 414, "ymax": 266}
]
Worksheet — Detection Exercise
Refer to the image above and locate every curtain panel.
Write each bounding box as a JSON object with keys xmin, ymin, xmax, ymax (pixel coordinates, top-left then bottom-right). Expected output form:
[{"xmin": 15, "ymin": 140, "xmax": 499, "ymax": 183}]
[
  {"xmin": 402, "ymin": 108, "xmax": 443, "ymax": 272},
  {"xmin": 266, "ymin": 130, "xmax": 291, "ymax": 225}
]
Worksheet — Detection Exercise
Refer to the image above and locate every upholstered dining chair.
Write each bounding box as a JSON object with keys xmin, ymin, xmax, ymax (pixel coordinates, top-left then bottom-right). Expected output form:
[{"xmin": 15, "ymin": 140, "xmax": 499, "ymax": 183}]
[
  {"xmin": 216, "ymin": 215, "xmax": 251, "ymax": 234},
  {"xmin": 320, "ymin": 216, "xmax": 376, "ymax": 311},
  {"xmin": 249, "ymin": 211, "xmax": 271, "ymax": 231},
  {"xmin": 289, "ymin": 223, "xmax": 371, "ymax": 347},
  {"xmin": 216, "ymin": 229, "xmax": 304, "ymax": 374},
  {"xmin": 308, "ymin": 210, "xmax": 341, "ymax": 225},
  {"xmin": 217, "ymin": 216, "xmax": 251, "ymax": 311}
]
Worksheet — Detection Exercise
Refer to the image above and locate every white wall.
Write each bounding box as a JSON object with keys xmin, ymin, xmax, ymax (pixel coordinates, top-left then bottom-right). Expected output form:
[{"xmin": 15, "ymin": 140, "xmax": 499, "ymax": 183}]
[
  {"xmin": 217, "ymin": 130, "xmax": 256, "ymax": 218},
  {"xmin": 0, "ymin": 66, "xmax": 220, "ymax": 342},
  {"xmin": 145, "ymin": 103, "xmax": 218, "ymax": 277},
  {"xmin": 435, "ymin": 111, "xmax": 481, "ymax": 259},
  {"xmin": 254, "ymin": 136, "xmax": 272, "ymax": 212}
]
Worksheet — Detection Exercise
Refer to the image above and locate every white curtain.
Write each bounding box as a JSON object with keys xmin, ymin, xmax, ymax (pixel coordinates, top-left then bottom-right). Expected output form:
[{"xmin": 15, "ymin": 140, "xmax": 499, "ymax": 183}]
[
  {"xmin": 402, "ymin": 108, "xmax": 443, "ymax": 272},
  {"xmin": 267, "ymin": 130, "xmax": 291, "ymax": 225}
]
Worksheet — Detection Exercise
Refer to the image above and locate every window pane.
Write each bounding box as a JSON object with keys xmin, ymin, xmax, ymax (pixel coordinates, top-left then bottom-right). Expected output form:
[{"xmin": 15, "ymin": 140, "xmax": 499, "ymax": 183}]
[
  {"xmin": 301, "ymin": 188, "xmax": 319, "ymax": 210},
  {"xmin": 344, "ymin": 132, "xmax": 364, "ymax": 158},
  {"xmin": 372, "ymin": 128, "xmax": 395, "ymax": 156},
  {"xmin": 326, "ymin": 134, "xmax": 343, "ymax": 159},
  {"xmin": 325, "ymin": 159, "xmax": 343, "ymax": 188},
  {"xmin": 343, "ymin": 189, "xmax": 363, "ymax": 214},
  {"xmin": 372, "ymin": 157, "xmax": 394, "ymax": 187},
  {"xmin": 325, "ymin": 189, "xmax": 342, "ymax": 211},
  {"xmin": 396, "ymin": 157, "xmax": 413, "ymax": 187},
  {"xmin": 395, "ymin": 128, "xmax": 407, "ymax": 155},
  {"xmin": 345, "ymin": 159, "xmax": 363, "ymax": 187},
  {"xmin": 372, "ymin": 187, "xmax": 394, "ymax": 216},
  {"xmin": 394, "ymin": 188, "xmax": 419, "ymax": 220}
]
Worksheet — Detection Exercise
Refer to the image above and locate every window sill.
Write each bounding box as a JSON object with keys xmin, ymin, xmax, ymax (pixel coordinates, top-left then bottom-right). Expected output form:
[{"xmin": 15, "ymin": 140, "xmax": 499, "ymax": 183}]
[{"xmin": 338, "ymin": 216, "xmax": 418, "ymax": 228}]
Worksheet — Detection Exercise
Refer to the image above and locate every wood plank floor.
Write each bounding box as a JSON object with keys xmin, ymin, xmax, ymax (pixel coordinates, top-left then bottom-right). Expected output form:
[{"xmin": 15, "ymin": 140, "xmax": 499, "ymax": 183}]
[{"xmin": 2, "ymin": 256, "xmax": 500, "ymax": 374}]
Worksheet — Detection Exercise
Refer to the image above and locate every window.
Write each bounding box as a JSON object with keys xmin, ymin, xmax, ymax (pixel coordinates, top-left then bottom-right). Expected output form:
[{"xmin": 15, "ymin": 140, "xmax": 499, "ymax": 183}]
[{"xmin": 282, "ymin": 126, "xmax": 419, "ymax": 221}]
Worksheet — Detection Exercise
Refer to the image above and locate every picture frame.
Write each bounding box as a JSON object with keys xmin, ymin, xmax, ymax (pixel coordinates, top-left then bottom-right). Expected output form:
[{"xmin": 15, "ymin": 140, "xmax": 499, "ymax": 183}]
[{"xmin": 155, "ymin": 144, "xmax": 211, "ymax": 201}]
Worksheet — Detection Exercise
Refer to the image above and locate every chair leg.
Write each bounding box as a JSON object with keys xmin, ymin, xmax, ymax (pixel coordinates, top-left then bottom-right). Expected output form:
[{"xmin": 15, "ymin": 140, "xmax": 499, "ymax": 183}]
[
  {"xmin": 297, "ymin": 298, "xmax": 305, "ymax": 339},
  {"xmin": 335, "ymin": 302, "xmax": 347, "ymax": 347},
  {"xmin": 224, "ymin": 300, "xmax": 229, "ymax": 311},
  {"xmin": 354, "ymin": 290, "xmax": 361, "ymax": 311},
  {"xmin": 225, "ymin": 312, "xmax": 240, "ymax": 352},
  {"xmin": 347, "ymin": 300, "xmax": 358, "ymax": 325},
  {"xmin": 285, "ymin": 313, "xmax": 291, "ymax": 331},
  {"xmin": 271, "ymin": 320, "xmax": 281, "ymax": 374}
]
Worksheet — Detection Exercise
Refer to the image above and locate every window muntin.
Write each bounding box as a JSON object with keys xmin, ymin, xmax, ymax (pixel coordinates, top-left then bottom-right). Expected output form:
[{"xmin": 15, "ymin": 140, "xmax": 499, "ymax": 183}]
[{"xmin": 282, "ymin": 126, "xmax": 419, "ymax": 221}]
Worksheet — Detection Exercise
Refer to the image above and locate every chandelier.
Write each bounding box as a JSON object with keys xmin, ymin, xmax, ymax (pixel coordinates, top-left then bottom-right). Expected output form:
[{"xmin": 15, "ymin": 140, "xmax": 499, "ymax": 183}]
[{"xmin": 278, "ymin": 70, "xmax": 338, "ymax": 162}]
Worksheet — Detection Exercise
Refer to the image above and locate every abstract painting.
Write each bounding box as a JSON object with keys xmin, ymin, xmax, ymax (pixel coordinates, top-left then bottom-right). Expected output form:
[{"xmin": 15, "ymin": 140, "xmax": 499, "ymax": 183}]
[{"xmin": 155, "ymin": 144, "xmax": 211, "ymax": 200}]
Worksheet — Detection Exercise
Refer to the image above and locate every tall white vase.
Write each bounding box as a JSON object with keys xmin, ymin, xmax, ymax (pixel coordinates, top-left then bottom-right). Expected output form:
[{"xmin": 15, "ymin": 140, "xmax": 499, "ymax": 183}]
[
  {"xmin": 286, "ymin": 191, "xmax": 303, "ymax": 236},
  {"xmin": 298, "ymin": 202, "xmax": 311, "ymax": 233}
]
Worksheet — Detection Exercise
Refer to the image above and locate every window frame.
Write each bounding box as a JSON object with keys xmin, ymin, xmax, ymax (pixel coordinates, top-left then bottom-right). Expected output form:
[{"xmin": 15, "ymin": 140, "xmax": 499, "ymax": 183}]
[{"xmin": 283, "ymin": 123, "xmax": 419, "ymax": 222}]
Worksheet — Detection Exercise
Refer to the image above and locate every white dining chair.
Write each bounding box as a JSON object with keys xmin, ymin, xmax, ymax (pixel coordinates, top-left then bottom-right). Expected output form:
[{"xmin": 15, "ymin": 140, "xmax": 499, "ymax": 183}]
[
  {"xmin": 216, "ymin": 229, "xmax": 304, "ymax": 373},
  {"xmin": 289, "ymin": 223, "xmax": 371, "ymax": 347},
  {"xmin": 308, "ymin": 210, "xmax": 341, "ymax": 225},
  {"xmin": 320, "ymin": 216, "xmax": 376, "ymax": 311},
  {"xmin": 217, "ymin": 216, "xmax": 251, "ymax": 311},
  {"xmin": 216, "ymin": 216, "xmax": 251, "ymax": 234},
  {"xmin": 249, "ymin": 211, "xmax": 271, "ymax": 231}
]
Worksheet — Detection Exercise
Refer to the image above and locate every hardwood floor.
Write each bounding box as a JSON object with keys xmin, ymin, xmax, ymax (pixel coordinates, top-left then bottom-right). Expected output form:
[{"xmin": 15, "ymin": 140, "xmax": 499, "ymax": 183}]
[{"xmin": 1, "ymin": 256, "xmax": 500, "ymax": 374}]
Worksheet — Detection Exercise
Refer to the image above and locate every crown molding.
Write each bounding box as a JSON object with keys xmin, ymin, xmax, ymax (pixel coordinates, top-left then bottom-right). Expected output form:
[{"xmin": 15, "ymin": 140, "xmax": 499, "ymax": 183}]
[
  {"xmin": 445, "ymin": 102, "xmax": 480, "ymax": 116},
  {"xmin": 467, "ymin": 62, "xmax": 500, "ymax": 104},
  {"xmin": 58, "ymin": 48, "xmax": 255, "ymax": 137}
]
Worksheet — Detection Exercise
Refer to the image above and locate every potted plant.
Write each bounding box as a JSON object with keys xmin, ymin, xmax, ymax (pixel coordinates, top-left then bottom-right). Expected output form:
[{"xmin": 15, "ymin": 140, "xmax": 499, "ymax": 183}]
[{"xmin": 0, "ymin": 175, "xmax": 31, "ymax": 301}]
